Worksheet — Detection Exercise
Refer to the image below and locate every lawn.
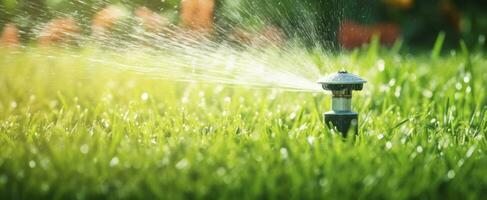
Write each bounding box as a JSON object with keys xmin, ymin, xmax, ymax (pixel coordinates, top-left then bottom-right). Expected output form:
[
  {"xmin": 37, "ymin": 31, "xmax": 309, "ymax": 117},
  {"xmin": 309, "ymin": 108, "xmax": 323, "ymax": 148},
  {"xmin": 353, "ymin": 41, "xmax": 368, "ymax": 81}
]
[{"xmin": 0, "ymin": 44, "xmax": 486, "ymax": 199}]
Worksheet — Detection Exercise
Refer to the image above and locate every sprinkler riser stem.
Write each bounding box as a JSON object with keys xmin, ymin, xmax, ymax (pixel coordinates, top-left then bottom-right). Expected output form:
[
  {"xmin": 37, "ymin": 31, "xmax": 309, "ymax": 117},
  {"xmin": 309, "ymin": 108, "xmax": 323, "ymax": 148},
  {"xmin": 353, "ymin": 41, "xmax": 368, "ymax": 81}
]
[
  {"xmin": 327, "ymin": 89, "xmax": 356, "ymax": 135},
  {"xmin": 331, "ymin": 97, "xmax": 351, "ymax": 112}
]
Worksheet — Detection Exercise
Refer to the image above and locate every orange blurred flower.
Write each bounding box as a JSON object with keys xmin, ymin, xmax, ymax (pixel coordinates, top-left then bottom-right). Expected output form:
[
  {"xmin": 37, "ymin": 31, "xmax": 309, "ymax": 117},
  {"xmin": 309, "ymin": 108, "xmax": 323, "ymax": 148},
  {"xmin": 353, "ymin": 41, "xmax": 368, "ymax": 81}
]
[
  {"xmin": 135, "ymin": 6, "xmax": 169, "ymax": 33},
  {"xmin": 180, "ymin": 0, "xmax": 215, "ymax": 32},
  {"xmin": 339, "ymin": 21, "xmax": 373, "ymax": 49},
  {"xmin": 373, "ymin": 23, "xmax": 401, "ymax": 46},
  {"xmin": 0, "ymin": 23, "xmax": 20, "ymax": 48},
  {"xmin": 384, "ymin": 0, "xmax": 414, "ymax": 9},
  {"xmin": 440, "ymin": 1, "xmax": 461, "ymax": 31},
  {"xmin": 92, "ymin": 5, "xmax": 127, "ymax": 36},
  {"xmin": 230, "ymin": 28, "xmax": 254, "ymax": 45},
  {"xmin": 339, "ymin": 21, "xmax": 400, "ymax": 49},
  {"xmin": 254, "ymin": 25, "xmax": 287, "ymax": 46},
  {"xmin": 38, "ymin": 17, "xmax": 80, "ymax": 46},
  {"xmin": 230, "ymin": 25, "xmax": 287, "ymax": 47}
]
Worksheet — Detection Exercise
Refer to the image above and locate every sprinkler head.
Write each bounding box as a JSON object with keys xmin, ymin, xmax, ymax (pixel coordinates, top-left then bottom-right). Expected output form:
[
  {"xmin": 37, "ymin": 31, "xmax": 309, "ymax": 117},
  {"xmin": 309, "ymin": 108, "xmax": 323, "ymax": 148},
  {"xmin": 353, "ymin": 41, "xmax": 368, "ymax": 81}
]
[{"xmin": 317, "ymin": 70, "xmax": 366, "ymax": 136}]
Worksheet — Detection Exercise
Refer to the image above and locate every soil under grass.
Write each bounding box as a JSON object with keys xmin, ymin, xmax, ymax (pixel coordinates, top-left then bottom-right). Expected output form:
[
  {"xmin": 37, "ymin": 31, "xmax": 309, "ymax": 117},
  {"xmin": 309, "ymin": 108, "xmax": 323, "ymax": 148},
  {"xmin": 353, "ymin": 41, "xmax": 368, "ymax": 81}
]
[{"xmin": 0, "ymin": 46, "xmax": 486, "ymax": 199}]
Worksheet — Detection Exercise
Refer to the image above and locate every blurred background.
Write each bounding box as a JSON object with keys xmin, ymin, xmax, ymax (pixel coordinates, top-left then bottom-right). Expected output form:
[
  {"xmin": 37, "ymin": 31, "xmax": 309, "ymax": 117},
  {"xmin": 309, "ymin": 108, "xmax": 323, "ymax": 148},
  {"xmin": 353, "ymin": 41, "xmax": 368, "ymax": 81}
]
[{"xmin": 1, "ymin": 0, "xmax": 486, "ymax": 50}]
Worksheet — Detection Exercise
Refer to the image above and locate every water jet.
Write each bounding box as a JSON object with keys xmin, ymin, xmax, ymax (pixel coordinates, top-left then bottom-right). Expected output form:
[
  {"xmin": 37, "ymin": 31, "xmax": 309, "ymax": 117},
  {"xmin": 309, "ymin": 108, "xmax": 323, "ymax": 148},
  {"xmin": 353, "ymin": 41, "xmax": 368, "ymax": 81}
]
[{"xmin": 318, "ymin": 70, "xmax": 366, "ymax": 136}]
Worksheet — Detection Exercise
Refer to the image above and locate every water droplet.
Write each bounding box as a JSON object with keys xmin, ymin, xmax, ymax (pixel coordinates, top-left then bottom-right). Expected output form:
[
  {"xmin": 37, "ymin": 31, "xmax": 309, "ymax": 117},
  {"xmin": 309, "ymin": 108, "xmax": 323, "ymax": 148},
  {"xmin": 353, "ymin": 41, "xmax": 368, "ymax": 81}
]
[
  {"xmin": 457, "ymin": 159, "xmax": 464, "ymax": 167},
  {"xmin": 386, "ymin": 141, "xmax": 393, "ymax": 149},
  {"xmin": 466, "ymin": 146, "xmax": 475, "ymax": 158},
  {"xmin": 447, "ymin": 170, "xmax": 455, "ymax": 179},
  {"xmin": 479, "ymin": 34, "xmax": 485, "ymax": 44},
  {"xmin": 319, "ymin": 178, "xmax": 328, "ymax": 187},
  {"xmin": 181, "ymin": 96, "xmax": 189, "ymax": 104},
  {"xmin": 109, "ymin": 157, "xmax": 119, "ymax": 167},
  {"xmin": 377, "ymin": 59, "xmax": 385, "ymax": 71},
  {"xmin": 216, "ymin": 167, "xmax": 226, "ymax": 176},
  {"xmin": 280, "ymin": 148, "xmax": 288, "ymax": 160},
  {"xmin": 289, "ymin": 112, "xmax": 296, "ymax": 120},
  {"xmin": 175, "ymin": 159, "xmax": 189, "ymax": 170},
  {"xmin": 10, "ymin": 101, "xmax": 17, "ymax": 109},
  {"xmin": 463, "ymin": 76, "xmax": 471, "ymax": 83},
  {"xmin": 307, "ymin": 136, "xmax": 315, "ymax": 145},
  {"xmin": 224, "ymin": 96, "xmax": 231, "ymax": 103},
  {"xmin": 388, "ymin": 79, "xmax": 396, "ymax": 86},
  {"xmin": 455, "ymin": 82, "xmax": 462, "ymax": 90},
  {"xmin": 363, "ymin": 175, "xmax": 375, "ymax": 186},
  {"xmin": 416, "ymin": 146, "xmax": 423, "ymax": 153},
  {"xmin": 29, "ymin": 160, "xmax": 36, "ymax": 168},
  {"xmin": 198, "ymin": 91, "xmax": 205, "ymax": 97},
  {"xmin": 140, "ymin": 92, "xmax": 149, "ymax": 101},
  {"xmin": 101, "ymin": 119, "xmax": 110, "ymax": 128},
  {"xmin": 377, "ymin": 134, "xmax": 384, "ymax": 140},
  {"xmin": 394, "ymin": 87, "xmax": 401, "ymax": 97},
  {"xmin": 422, "ymin": 90, "xmax": 433, "ymax": 98},
  {"xmin": 80, "ymin": 144, "xmax": 89, "ymax": 154}
]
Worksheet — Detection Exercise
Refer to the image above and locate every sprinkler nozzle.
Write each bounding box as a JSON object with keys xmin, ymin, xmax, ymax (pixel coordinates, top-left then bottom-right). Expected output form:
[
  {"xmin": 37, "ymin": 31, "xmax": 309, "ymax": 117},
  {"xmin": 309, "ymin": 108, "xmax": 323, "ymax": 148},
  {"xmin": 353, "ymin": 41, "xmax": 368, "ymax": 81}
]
[{"xmin": 317, "ymin": 70, "xmax": 366, "ymax": 136}]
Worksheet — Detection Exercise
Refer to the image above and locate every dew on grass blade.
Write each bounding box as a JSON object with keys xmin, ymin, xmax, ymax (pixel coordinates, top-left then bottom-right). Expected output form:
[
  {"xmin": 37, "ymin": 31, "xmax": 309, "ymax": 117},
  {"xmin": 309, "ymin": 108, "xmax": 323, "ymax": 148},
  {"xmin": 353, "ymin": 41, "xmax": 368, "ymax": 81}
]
[
  {"xmin": 109, "ymin": 157, "xmax": 120, "ymax": 167},
  {"xmin": 377, "ymin": 59, "xmax": 385, "ymax": 71},
  {"xmin": 386, "ymin": 142, "xmax": 393, "ymax": 150},
  {"xmin": 289, "ymin": 112, "xmax": 296, "ymax": 120},
  {"xmin": 141, "ymin": 92, "xmax": 149, "ymax": 101},
  {"xmin": 80, "ymin": 144, "xmax": 89, "ymax": 154},
  {"xmin": 224, "ymin": 96, "xmax": 231, "ymax": 103},
  {"xmin": 216, "ymin": 167, "xmax": 226, "ymax": 176},
  {"xmin": 10, "ymin": 101, "xmax": 17, "ymax": 109},
  {"xmin": 280, "ymin": 147, "xmax": 288, "ymax": 160},
  {"xmin": 416, "ymin": 146, "xmax": 423, "ymax": 153},
  {"xmin": 175, "ymin": 159, "xmax": 190, "ymax": 170},
  {"xmin": 466, "ymin": 146, "xmax": 476, "ymax": 158},
  {"xmin": 29, "ymin": 160, "xmax": 36, "ymax": 168},
  {"xmin": 307, "ymin": 136, "xmax": 315, "ymax": 145},
  {"xmin": 447, "ymin": 170, "xmax": 455, "ymax": 179}
]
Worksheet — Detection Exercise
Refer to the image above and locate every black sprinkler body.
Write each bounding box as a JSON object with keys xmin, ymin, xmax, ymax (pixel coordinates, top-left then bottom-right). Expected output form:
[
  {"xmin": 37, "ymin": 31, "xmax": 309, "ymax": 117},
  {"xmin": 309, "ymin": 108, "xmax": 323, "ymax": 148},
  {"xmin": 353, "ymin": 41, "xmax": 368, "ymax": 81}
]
[{"xmin": 317, "ymin": 71, "xmax": 366, "ymax": 136}]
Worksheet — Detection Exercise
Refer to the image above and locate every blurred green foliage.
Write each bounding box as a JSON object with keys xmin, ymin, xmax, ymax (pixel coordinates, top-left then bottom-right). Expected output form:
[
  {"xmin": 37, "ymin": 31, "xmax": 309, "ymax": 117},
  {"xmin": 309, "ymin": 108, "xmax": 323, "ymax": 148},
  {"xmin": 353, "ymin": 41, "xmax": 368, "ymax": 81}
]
[
  {"xmin": 1, "ymin": 0, "xmax": 487, "ymax": 48},
  {"xmin": 0, "ymin": 0, "xmax": 180, "ymax": 40},
  {"xmin": 221, "ymin": 0, "xmax": 487, "ymax": 48},
  {"xmin": 218, "ymin": 0, "xmax": 358, "ymax": 48}
]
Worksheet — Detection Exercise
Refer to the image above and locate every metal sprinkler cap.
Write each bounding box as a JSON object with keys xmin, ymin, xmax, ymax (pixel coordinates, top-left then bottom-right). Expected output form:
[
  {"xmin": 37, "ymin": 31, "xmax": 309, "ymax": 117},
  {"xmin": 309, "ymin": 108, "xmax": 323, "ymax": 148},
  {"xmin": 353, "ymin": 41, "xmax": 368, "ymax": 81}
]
[{"xmin": 317, "ymin": 70, "xmax": 366, "ymax": 91}]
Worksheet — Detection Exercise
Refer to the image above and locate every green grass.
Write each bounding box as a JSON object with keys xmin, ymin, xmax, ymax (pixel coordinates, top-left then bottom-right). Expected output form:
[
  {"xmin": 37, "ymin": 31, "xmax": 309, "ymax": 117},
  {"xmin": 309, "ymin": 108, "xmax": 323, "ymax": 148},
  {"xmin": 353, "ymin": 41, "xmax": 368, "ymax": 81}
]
[{"xmin": 0, "ymin": 46, "xmax": 486, "ymax": 200}]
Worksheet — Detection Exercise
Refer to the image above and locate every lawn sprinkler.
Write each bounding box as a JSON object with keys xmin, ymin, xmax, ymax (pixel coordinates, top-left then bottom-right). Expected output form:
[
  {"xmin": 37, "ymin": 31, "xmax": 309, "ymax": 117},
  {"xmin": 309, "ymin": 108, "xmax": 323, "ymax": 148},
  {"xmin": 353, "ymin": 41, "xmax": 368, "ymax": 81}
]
[{"xmin": 317, "ymin": 71, "xmax": 366, "ymax": 136}]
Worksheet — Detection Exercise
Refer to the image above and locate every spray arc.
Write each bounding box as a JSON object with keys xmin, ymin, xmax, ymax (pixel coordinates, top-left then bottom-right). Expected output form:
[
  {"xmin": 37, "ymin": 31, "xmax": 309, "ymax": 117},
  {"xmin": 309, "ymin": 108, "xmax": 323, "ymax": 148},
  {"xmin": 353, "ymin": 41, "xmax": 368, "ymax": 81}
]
[{"xmin": 318, "ymin": 71, "xmax": 366, "ymax": 136}]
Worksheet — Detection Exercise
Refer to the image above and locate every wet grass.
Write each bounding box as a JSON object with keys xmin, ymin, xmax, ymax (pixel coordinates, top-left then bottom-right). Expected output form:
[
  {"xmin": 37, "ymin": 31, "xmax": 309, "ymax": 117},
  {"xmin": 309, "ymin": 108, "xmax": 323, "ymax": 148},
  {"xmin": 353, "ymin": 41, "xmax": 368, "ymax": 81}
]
[{"xmin": 0, "ymin": 44, "xmax": 486, "ymax": 199}]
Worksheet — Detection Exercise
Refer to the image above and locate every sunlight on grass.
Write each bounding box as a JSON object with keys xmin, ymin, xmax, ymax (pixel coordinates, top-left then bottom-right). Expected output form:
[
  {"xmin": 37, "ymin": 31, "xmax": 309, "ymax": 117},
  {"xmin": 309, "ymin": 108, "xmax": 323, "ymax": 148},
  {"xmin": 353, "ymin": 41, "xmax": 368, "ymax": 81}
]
[{"xmin": 0, "ymin": 46, "xmax": 486, "ymax": 199}]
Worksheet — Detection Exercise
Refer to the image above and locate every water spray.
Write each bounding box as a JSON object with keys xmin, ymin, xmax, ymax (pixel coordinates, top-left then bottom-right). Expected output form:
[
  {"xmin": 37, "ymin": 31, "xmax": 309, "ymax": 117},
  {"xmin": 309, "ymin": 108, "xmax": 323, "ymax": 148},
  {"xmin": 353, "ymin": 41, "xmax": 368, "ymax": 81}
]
[{"xmin": 318, "ymin": 71, "xmax": 366, "ymax": 136}]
